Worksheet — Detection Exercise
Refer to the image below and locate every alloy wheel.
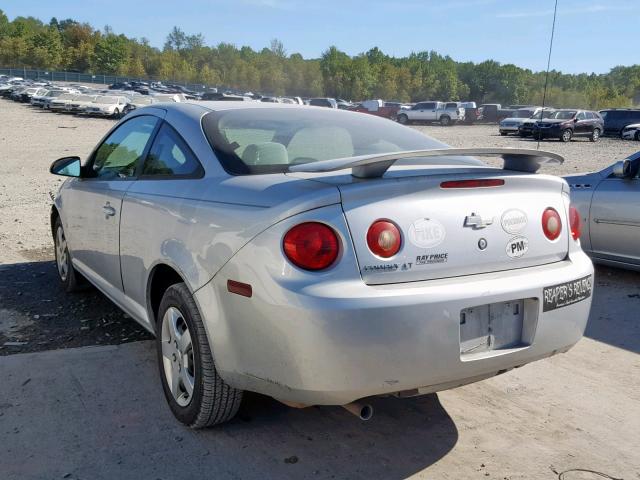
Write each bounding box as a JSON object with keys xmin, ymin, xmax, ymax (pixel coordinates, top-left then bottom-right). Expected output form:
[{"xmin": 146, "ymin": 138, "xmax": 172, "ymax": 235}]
[
  {"xmin": 55, "ymin": 225, "xmax": 69, "ymax": 281},
  {"xmin": 161, "ymin": 306, "xmax": 196, "ymax": 407}
]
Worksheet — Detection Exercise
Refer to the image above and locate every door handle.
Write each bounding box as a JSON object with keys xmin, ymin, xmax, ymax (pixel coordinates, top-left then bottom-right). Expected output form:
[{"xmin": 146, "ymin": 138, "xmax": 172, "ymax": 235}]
[{"xmin": 102, "ymin": 203, "xmax": 116, "ymax": 217}]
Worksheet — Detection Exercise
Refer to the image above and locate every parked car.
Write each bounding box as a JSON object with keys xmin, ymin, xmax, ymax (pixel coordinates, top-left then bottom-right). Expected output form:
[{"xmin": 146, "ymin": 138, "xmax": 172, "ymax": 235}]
[
  {"xmin": 397, "ymin": 101, "xmax": 464, "ymax": 126},
  {"xmin": 599, "ymin": 109, "xmax": 640, "ymax": 136},
  {"xmin": 459, "ymin": 101, "xmax": 479, "ymax": 124},
  {"xmin": 518, "ymin": 109, "xmax": 557, "ymax": 137},
  {"xmin": 31, "ymin": 89, "xmax": 65, "ymax": 107},
  {"xmin": 19, "ymin": 87, "xmax": 48, "ymax": 103},
  {"xmin": 531, "ymin": 109, "xmax": 604, "ymax": 142},
  {"xmin": 565, "ymin": 151, "xmax": 640, "ymax": 270},
  {"xmin": 49, "ymin": 93, "xmax": 80, "ymax": 112},
  {"xmin": 350, "ymin": 99, "xmax": 399, "ymax": 120},
  {"xmin": 621, "ymin": 123, "xmax": 640, "ymax": 141},
  {"xmin": 66, "ymin": 94, "xmax": 99, "ymax": 113},
  {"xmin": 123, "ymin": 96, "xmax": 158, "ymax": 115},
  {"xmin": 309, "ymin": 97, "xmax": 338, "ymax": 108},
  {"xmin": 83, "ymin": 95, "xmax": 129, "ymax": 118},
  {"xmin": 50, "ymin": 103, "xmax": 593, "ymax": 427},
  {"xmin": 499, "ymin": 107, "xmax": 544, "ymax": 135}
]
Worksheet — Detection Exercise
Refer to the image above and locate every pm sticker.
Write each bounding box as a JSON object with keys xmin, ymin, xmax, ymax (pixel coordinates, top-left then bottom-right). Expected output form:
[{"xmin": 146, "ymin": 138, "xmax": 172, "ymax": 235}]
[
  {"xmin": 501, "ymin": 209, "xmax": 528, "ymax": 234},
  {"xmin": 506, "ymin": 236, "xmax": 529, "ymax": 258},
  {"xmin": 408, "ymin": 218, "xmax": 446, "ymax": 249}
]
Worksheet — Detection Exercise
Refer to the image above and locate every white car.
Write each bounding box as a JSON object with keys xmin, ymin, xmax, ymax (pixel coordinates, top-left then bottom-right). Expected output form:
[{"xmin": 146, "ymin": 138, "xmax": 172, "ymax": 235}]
[
  {"xmin": 83, "ymin": 95, "xmax": 129, "ymax": 118},
  {"xmin": 31, "ymin": 89, "xmax": 65, "ymax": 107},
  {"xmin": 65, "ymin": 94, "xmax": 99, "ymax": 113},
  {"xmin": 49, "ymin": 93, "xmax": 80, "ymax": 112},
  {"xmin": 621, "ymin": 123, "xmax": 640, "ymax": 141}
]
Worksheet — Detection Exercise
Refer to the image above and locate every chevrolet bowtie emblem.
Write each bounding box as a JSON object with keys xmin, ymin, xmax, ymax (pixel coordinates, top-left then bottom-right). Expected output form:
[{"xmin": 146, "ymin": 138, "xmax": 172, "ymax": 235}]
[{"xmin": 464, "ymin": 213, "xmax": 494, "ymax": 229}]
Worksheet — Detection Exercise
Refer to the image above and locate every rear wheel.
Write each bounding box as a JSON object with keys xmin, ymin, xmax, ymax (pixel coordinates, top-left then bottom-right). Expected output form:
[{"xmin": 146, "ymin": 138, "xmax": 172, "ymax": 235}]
[
  {"xmin": 635, "ymin": 131, "xmax": 640, "ymax": 141},
  {"xmin": 500, "ymin": 131, "xmax": 507, "ymax": 136},
  {"xmin": 440, "ymin": 115, "xmax": 451, "ymax": 126},
  {"xmin": 560, "ymin": 129, "xmax": 572, "ymax": 142},
  {"xmin": 589, "ymin": 128, "xmax": 601, "ymax": 142},
  {"xmin": 157, "ymin": 283, "xmax": 243, "ymax": 428},
  {"xmin": 113, "ymin": 108, "xmax": 120, "ymax": 119},
  {"xmin": 397, "ymin": 114, "xmax": 408, "ymax": 125}
]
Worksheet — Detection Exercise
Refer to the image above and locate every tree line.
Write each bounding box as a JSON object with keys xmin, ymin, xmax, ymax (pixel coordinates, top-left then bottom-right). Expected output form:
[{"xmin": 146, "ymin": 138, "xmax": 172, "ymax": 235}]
[{"xmin": 1, "ymin": 10, "xmax": 639, "ymax": 109}]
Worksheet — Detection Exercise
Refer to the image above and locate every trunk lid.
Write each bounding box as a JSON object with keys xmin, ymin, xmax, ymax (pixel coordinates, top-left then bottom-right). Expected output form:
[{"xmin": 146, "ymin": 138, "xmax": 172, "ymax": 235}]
[{"xmin": 338, "ymin": 171, "xmax": 568, "ymax": 285}]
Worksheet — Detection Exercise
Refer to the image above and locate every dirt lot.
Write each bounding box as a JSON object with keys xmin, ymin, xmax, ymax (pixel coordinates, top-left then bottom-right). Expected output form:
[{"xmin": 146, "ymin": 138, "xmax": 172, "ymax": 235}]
[{"xmin": 0, "ymin": 100, "xmax": 639, "ymax": 479}]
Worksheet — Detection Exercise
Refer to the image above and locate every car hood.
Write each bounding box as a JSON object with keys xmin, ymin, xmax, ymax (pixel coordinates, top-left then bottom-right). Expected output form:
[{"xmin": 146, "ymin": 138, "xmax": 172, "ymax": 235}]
[{"xmin": 623, "ymin": 123, "xmax": 640, "ymax": 129}]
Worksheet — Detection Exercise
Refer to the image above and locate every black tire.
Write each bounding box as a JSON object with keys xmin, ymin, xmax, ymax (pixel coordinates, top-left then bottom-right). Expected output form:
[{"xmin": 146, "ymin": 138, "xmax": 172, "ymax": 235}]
[
  {"xmin": 440, "ymin": 115, "xmax": 451, "ymax": 126},
  {"xmin": 635, "ymin": 131, "xmax": 640, "ymax": 141},
  {"xmin": 560, "ymin": 129, "xmax": 572, "ymax": 142},
  {"xmin": 156, "ymin": 283, "xmax": 243, "ymax": 428},
  {"xmin": 533, "ymin": 132, "xmax": 541, "ymax": 140},
  {"xmin": 397, "ymin": 113, "xmax": 408, "ymax": 125},
  {"xmin": 499, "ymin": 131, "xmax": 507, "ymax": 136},
  {"xmin": 53, "ymin": 216, "xmax": 84, "ymax": 292},
  {"xmin": 589, "ymin": 128, "xmax": 601, "ymax": 142},
  {"xmin": 113, "ymin": 108, "xmax": 120, "ymax": 119}
]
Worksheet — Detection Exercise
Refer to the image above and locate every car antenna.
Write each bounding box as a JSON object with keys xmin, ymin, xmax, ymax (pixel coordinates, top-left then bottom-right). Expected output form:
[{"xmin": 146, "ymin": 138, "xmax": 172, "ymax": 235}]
[{"xmin": 538, "ymin": 0, "xmax": 558, "ymax": 150}]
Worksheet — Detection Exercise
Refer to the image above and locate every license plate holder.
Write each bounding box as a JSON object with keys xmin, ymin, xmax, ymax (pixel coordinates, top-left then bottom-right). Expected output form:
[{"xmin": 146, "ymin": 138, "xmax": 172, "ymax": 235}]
[{"xmin": 460, "ymin": 300, "xmax": 527, "ymax": 357}]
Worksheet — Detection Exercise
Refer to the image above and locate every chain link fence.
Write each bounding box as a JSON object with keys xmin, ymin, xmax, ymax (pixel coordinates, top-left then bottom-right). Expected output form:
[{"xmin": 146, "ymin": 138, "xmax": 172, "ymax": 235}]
[{"xmin": 0, "ymin": 67, "xmax": 212, "ymax": 92}]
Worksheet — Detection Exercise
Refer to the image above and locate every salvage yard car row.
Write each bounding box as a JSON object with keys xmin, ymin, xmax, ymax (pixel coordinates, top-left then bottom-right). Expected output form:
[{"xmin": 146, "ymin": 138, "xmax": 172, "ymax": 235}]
[{"xmin": 0, "ymin": 77, "xmax": 182, "ymax": 118}]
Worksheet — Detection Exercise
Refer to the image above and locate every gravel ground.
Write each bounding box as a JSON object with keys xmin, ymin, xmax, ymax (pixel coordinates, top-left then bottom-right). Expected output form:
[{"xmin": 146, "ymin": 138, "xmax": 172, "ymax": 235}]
[{"xmin": 0, "ymin": 99, "xmax": 639, "ymax": 354}]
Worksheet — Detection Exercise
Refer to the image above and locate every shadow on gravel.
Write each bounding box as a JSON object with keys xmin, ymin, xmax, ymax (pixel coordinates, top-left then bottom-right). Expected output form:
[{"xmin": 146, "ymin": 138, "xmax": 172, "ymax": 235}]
[
  {"xmin": 213, "ymin": 392, "xmax": 458, "ymax": 479},
  {"xmin": 0, "ymin": 259, "xmax": 151, "ymax": 355},
  {"xmin": 585, "ymin": 265, "xmax": 640, "ymax": 354}
]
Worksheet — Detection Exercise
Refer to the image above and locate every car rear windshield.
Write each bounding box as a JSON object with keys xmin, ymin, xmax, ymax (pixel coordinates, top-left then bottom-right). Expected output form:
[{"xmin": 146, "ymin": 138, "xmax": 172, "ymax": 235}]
[{"xmin": 202, "ymin": 107, "xmax": 448, "ymax": 174}]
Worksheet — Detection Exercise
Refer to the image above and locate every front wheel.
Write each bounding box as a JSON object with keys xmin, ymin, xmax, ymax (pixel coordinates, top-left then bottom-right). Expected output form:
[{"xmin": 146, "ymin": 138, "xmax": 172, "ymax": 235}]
[
  {"xmin": 635, "ymin": 131, "xmax": 640, "ymax": 141},
  {"xmin": 113, "ymin": 108, "xmax": 120, "ymax": 119},
  {"xmin": 53, "ymin": 217, "xmax": 84, "ymax": 292},
  {"xmin": 397, "ymin": 114, "xmax": 408, "ymax": 124},
  {"xmin": 560, "ymin": 129, "xmax": 573, "ymax": 142},
  {"xmin": 157, "ymin": 283, "xmax": 243, "ymax": 428},
  {"xmin": 589, "ymin": 128, "xmax": 601, "ymax": 142},
  {"xmin": 440, "ymin": 115, "xmax": 451, "ymax": 126}
]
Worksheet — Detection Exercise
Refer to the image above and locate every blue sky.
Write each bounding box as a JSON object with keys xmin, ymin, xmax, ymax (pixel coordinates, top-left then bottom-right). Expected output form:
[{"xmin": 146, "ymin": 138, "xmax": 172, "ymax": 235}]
[{"xmin": 3, "ymin": 0, "xmax": 638, "ymax": 73}]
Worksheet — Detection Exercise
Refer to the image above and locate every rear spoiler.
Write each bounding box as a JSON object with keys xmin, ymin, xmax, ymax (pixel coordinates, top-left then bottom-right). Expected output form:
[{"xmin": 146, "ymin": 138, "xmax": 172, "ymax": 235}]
[{"xmin": 288, "ymin": 148, "xmax": 564, "ymax": 179}]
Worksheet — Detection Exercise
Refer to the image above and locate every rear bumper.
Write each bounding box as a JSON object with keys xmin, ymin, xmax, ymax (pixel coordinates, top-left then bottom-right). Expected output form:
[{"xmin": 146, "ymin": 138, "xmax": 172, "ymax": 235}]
[{"xmin": 196, "ymin": 250, "xmax": 594, "ymax": 405}]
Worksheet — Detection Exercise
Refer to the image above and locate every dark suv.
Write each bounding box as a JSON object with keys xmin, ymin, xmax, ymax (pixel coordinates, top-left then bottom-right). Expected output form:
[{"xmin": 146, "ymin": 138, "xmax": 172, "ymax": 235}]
[
  {"xmin": 531, "ymin": 109, "xmax": 604, "ymax": 142},
  {"xmin": 599, "ymin": 109, "xmax": 640, "ymax": 136}
]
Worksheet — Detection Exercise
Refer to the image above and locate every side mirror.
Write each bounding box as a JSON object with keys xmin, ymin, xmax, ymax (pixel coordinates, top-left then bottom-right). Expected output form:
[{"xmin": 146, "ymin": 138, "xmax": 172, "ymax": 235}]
[
  {"xmin": 50, "ymin": 156, "xmax": 81, "ymax": 177},
  {"xmin": 573, "ymin": 118, "xmax": 579, "ymax": 122},
  {"xmin": 612, "ymin": 160, "xmax": 631, "ymax": 178}
]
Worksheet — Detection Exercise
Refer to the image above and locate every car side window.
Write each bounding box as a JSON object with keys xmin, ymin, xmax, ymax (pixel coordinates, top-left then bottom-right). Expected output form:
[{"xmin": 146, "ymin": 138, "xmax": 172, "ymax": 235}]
[
  {"xmin": 92, "ymin": 115, "xmax": 159, "ymax": 180},
  {"xmin": 142, "ymin": 123, "xmax": 202, "ymax": 177},
  {"xmin": 576, "ymin": 112, "xmax": 586, "ymax": 121},
  {"xmin": 424, "ymin": 102, "xmax": 436, "ymax": 109},
  {"xmin": 585, "ymin": 112, "xmax": 594, "ymax": 120}
]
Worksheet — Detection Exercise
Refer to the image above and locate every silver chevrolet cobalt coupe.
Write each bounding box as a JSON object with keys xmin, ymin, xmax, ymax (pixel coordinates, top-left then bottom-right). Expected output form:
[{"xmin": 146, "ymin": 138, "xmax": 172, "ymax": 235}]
[{"xmin": 50, "ymin": 102, "xmax": 594, "ymax": 427}]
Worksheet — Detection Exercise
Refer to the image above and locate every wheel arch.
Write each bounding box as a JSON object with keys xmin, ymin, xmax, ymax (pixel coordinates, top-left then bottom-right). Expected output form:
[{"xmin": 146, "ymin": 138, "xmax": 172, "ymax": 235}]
[
  {"xmin": 50, "ymin": 205, "xmax": 60, "ymax": 238},
  {"xmin": 147, "ymin": 263, "xmax": 190, "ymax": 330}
]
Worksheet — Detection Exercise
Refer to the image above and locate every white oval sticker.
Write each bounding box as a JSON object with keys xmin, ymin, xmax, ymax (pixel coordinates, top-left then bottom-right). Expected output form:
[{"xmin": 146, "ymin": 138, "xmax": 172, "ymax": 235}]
[
  {"xmin": 506, "ymin": 236, "xmax": 529, "ymax": 258},
  {"xmin": 408, "ymin": 218, "xmax": 446, "ymax": 249},
  {"xmin": 501, "ymin": 209, "xmax": 528, "ymax": 234}
]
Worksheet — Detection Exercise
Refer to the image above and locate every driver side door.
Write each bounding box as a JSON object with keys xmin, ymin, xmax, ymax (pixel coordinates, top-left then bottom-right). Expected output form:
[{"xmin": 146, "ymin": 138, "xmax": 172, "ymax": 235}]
[{"xmin": 63, "ymin": 114, "xmax": 161, "ymax": 295}]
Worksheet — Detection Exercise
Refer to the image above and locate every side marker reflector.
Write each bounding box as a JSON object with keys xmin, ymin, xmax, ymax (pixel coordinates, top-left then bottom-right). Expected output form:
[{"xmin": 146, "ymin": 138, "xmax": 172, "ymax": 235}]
[{"xmin": 227, "ymin": 280, "xmax": 252, "ymax": 298}]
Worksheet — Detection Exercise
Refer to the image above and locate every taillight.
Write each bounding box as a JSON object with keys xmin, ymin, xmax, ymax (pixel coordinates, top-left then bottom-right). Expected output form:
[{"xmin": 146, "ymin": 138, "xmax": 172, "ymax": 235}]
[
  {"xmin": 367, "ymin": 220, "xmax": 401, "ymax": 258},
  {"xmin": 542, "ymin": 207, "xmax": 562, "ymax": 241},
  {"xmin": 283, "ymin": 222, "xmax": 339, "ymax": 271},
  {"xmin": 569, "ymin": 206, "xmax": 581, "ymax": 241}
]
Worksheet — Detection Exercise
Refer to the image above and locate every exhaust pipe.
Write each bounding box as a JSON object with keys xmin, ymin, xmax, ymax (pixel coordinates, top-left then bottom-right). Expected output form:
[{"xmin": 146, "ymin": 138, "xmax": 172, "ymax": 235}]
[{"xmin": 342, "ymin": 402, "xmax": 374, "ymax": 421}]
